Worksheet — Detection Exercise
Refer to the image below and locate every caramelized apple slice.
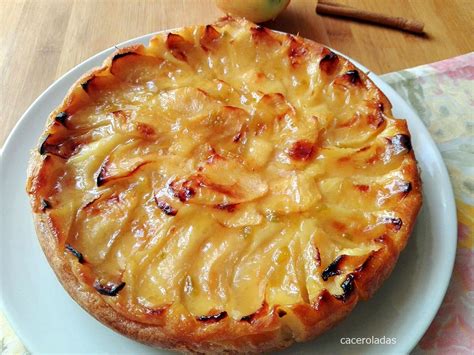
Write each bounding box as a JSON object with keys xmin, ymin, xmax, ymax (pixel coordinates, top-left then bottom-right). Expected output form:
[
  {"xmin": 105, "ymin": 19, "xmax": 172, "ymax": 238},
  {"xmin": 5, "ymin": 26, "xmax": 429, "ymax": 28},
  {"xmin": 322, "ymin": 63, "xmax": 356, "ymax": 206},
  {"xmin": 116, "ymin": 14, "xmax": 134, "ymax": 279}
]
[
  {"xmin": 96, "ymin": 140, "xmax": 166, "ymax": 186},
  {"xmin": 170, "ymin": 157, "xmax": 268, "ymax": 206},
  {"xmin": 322, "ymin": 101, "xmax": 386, "ymax": 148},
  {"xmin": 110, "ymin": 52, "xmax": 165, "ymax": 84},
  {"xmin": 212, "ymin": 202, "xmax": 263, "ymax": 228},
  {"xmin": 251, "ymin": 93, "xmax": 295, "ymax": 136},
  {"xmin": 72, "ymin": 187, "xmax": 140, "ymax": 266},
  {"xmin": 158, "ymin": 87, "xmax": 219, "ymax": 121},
  {"xmin": 259, "ymin": 171, "xmax": 321, "ymax": 214}
]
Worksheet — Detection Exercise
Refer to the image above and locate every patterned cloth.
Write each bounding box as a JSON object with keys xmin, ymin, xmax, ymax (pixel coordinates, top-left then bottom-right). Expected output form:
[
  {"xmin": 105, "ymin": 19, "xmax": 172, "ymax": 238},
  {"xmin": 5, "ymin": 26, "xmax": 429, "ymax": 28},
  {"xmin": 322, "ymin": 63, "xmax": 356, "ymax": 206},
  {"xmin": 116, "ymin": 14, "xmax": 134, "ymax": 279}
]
[
  {"xmin": 1, "ymin": 53, "xmax": 473, "ymax": 355},
  {"xmin": 383, "ymin": 52, "xmax": 474, "ymax": 355}
]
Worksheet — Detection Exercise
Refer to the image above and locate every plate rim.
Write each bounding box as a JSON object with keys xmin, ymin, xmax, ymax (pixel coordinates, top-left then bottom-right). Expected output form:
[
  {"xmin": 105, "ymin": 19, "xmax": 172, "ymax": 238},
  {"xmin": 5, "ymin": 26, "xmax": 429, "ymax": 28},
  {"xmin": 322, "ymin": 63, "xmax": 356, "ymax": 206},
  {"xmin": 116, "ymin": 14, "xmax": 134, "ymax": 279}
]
[{"xmin": 0, "ymin": 28, "xmax": 457, "ymax": 354}]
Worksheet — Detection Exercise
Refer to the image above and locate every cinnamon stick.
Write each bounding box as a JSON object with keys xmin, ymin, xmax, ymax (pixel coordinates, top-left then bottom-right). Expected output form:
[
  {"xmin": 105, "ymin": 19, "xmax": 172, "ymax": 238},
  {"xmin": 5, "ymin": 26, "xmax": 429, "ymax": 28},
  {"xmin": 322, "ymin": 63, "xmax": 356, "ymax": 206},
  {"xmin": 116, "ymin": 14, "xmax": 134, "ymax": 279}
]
[{"xmin": 316, "ymin": 1, "xmax": 425, "ymax": 34}]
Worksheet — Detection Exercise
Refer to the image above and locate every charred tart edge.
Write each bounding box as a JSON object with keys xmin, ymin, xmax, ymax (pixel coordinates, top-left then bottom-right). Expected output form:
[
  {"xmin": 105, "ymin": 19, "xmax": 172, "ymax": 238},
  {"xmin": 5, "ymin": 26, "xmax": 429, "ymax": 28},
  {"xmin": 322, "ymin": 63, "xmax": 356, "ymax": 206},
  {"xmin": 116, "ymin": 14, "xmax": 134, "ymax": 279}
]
[{"xmin": 26, "ymin": 18, "xmax": 422, "ymax": 353}]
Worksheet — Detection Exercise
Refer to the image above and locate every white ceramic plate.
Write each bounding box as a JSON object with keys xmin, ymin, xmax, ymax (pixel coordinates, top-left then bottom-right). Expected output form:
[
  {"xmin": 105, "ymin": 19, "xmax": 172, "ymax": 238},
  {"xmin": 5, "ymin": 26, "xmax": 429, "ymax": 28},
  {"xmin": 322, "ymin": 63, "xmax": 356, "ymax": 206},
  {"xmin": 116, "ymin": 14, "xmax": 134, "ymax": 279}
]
[{"xmin": 0, "ymin": 31, "xmax": 456, "ymax": 354}]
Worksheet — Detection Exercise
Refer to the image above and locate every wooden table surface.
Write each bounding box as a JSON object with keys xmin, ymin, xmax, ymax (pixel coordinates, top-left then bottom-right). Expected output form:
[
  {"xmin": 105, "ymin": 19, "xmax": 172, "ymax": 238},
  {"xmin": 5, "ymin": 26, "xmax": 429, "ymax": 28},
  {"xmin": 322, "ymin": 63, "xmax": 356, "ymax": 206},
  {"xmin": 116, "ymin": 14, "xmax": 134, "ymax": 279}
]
[{"xmin": 1, "ymin": 0, "xmax": 473, "ymax": 148}]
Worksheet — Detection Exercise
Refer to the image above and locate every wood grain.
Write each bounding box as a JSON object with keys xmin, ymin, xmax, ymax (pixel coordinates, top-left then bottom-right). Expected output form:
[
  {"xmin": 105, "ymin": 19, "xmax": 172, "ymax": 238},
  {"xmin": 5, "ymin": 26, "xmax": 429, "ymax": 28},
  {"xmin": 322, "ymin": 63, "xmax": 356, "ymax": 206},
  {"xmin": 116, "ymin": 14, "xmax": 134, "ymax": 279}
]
[{"xmin": 1, "ymin": 0, "xmax": 473, "ymax": 147}]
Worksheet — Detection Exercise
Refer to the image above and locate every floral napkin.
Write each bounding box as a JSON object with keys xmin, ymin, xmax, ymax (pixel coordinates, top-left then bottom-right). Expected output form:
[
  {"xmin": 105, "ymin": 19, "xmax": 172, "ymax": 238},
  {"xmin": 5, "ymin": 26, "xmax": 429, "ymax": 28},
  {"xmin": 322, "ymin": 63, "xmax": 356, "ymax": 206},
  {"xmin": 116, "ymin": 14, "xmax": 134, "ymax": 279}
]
[
  {"xmin": 1, "ymin": 53, "xmax": 473, "ymax": 355},
  {"xmin": 382, "ymin": 52, "xmax": 474, "ymax": 355}
]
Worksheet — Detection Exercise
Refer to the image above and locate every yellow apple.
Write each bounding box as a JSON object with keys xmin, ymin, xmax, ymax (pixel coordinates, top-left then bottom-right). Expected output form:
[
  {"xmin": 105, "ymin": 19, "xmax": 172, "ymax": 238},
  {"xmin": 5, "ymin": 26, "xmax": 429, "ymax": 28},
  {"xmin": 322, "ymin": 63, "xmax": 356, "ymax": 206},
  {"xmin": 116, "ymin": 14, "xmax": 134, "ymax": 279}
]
[{"xmin": 215, "ymin": 0, "xmax": 291, "ymax": 23}]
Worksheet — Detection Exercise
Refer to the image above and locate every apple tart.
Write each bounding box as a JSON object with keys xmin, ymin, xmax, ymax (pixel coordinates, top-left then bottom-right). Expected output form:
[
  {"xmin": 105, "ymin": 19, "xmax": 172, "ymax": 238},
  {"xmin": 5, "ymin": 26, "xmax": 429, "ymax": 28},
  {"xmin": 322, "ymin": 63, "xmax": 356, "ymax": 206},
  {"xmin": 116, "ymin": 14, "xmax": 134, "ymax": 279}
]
[{"xmin": 26, "ymin": 17, "xmax": 422, "ymax": 353}]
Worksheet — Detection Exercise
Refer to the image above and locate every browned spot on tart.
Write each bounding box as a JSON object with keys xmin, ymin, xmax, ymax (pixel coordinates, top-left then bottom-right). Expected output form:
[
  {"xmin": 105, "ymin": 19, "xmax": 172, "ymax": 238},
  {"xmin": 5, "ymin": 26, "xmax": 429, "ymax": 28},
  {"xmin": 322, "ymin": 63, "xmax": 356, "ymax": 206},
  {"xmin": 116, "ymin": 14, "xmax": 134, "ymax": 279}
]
[
  {"xmin": 136, "ymin": 122, "xmax": 156, "ymax": 137},
  {"xmin": 355, "ymin": 184, "xmax": 370, "ymax": 192},
  {"xmin": 145, "ymin": 305, "xmax": 170, "ymax": 316},
  {"xmin": 155, "ymin": 198, "xmax": 178, "ymax": 216},
  {"xmin": 288, "ymin": 140, "xmax": 316, "ymax": 161},
  {"xmin": 111, "ymin": 51, "xmax": 136, "ymax": 62},
  {"xmin": 200, "ymin": 25, "xmax": 221, "ymax": 51},
  {"xmin": 65, "ymin": 244, "xmax": 84, "ymax": 263},
  {"xmin": 322, "ymin": 255, "xmax": 347, "ymax": 281},
  {"xmin": 381, "ymin": 216, "xmax": 403, "ymax": 231},
  {"xmin": 197, "ymin": 311, "xmax": 228, "ymax": 323},
  {"xmin": 319, "ymin": 49, "xmax": 339, "ymax": 75},
  {"xmin": 251, "ymin": 26, "xmax": 280, "ymax": 46},
  {"xmin": 97, "ymin": 159, "xmax": 151, "ymax": 187},
  {"xmin": 335, "ymin": 70, "xmax": 362, "ymax": 87},
  {"xmin": 40, "ymin": 198, "xmax": 51, "ymax": 211},
  {"xmin": 334, "ymin": 274, "xmax": 355, "ymax": 302},
  {"xmin": 54, "ymin": 111, "xmax": 69, "ymax": 126},
  {"xmin": 167, "ymin": 33, "xmax": 191, "ymax": 61},
  {"xmin": 39, "ymin": 134, "xmax": 89, "ymax": 159},
  {"xmin": 215, "ymin": 203, "xmax": 238, "ymax": 212},
  {"xmin": 240, "ymin": 302, "xmax": 269, "ymax": 323},
  {"xmin": 288, "ymin": 35, "xmax": 308, "ymax": 67},
  {"xmin": 93, "ymin": 281, "xmax": 126, "ymax": 296},
  {"xmin": 389, "ymin": 134, "xmax": 412, "ymax": 154}
]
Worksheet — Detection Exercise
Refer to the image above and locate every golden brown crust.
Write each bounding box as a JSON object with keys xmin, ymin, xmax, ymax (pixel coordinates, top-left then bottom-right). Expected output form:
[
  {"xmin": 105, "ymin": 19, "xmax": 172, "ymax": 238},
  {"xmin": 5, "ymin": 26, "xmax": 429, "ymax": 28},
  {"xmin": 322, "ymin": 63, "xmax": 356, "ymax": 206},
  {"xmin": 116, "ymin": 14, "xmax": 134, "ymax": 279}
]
[
  {"xmin": 26, "ymin": 17, "xmax": 422, "ymax": 353},
  {"xmin": 31, "ymin": 205, "xmax": 365, "ymax": 352}
]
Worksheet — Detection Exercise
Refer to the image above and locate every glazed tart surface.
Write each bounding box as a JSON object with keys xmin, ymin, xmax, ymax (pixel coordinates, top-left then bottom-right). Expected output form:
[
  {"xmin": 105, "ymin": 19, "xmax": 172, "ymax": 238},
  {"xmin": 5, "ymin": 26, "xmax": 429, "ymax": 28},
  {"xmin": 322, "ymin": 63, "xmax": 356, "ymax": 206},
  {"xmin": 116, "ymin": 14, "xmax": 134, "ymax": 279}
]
[{"xmin": 26, "ymin": 17, "xmax": 422, "ymax": 353}]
